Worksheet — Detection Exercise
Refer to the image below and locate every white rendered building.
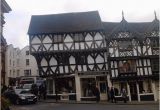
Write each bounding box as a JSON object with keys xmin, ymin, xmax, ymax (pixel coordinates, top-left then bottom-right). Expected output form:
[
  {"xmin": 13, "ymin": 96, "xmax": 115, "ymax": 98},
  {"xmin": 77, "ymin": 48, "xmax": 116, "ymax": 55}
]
[{"xmin": 5, "ymin": 45, "xmax": 38, "ymax": 86}]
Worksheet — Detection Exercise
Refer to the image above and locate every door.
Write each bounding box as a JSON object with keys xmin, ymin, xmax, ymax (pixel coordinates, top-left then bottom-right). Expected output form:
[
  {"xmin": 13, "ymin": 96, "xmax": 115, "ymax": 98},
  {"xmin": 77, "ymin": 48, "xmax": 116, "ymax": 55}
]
[
  {"xmin": 98, "ymin": 81, "xmax": 107, "ymax": 100},
  {"xmin": 129, "ymin": 82, "xmax": 138, "ymax": 100}
]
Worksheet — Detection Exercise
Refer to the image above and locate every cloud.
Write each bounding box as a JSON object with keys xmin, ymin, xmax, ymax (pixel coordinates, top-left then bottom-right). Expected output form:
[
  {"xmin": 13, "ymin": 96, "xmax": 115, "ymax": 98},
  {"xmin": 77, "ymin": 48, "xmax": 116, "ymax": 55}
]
[{"xmin": 3, "ymin": 0, "xmax": 160, "ymax": 49}]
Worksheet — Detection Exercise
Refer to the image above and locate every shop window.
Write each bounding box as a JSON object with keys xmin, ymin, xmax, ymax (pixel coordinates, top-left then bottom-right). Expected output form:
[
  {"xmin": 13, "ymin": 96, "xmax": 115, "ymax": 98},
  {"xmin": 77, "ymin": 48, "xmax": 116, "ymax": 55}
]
[
  {"xmin": 56, "ymin": 78, "xmax": 75, "ymax": 94},
  {"xmin": 81, "ymin": 78, "xmax": 96, "ymax": 97},
  {"xmin": 138, "ymin": 81, "xmax": 144, "ymax": 93}
]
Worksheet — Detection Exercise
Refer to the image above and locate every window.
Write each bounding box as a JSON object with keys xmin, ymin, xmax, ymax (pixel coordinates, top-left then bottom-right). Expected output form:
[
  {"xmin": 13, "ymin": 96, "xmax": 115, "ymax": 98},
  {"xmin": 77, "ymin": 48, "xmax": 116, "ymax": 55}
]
[
  {"xmin": 119, "ymin": 41, "xmax": 132, "ymax": 51},
  {"xmin": 54, "ymin": 35, "xmax": 63, "ymax": 43},
  {"xmin": 76, "ymin": 55, "xmax": 86, "ymax": 64},
  {"xmin": 10, "ymin": 70, "xmax": 12, "ymax": 76},
  {"xmin": 151, "ymin": 40, "xmax": 159, "ymax": 48},
  {"xmin": 13, "ymin": 61, "xmax": 15, "ymax": 66},
  {"xmin": 17, "ymin": 70, "xmax": 19, "ymax": 77},
  {"xmin": 13, "ymin": 70, "xmax": 15, "ymax": 77},
  {"xmin": 26, "ymin": 59, "xmax": 29, "ymax": 66},
  {"xmin": 10, "ymin": 59, "xmax": 11, "ymax": 65},
  {"xmin": 117, "ymin": 32, "xmax": 130, "ymax": 38},
  {"xmin": 24, "ymin": 70, "xmax": 31, "ymax": 76},
  {"xmin": 58, "ymin": 55, "xmax": 69, "ymax": 65},
  {"xmin": 74, "ymin": 34, "xmax": 84, "ymax": 42},
  {"xmin": 151, "ymin": 59, "xmax": 159, "ymax": 72},
  {"xmin": 17, "ymin": 59, "xmax": 19, "ymax": 66},
  {"xmin": 26, "ymin": 51, "xmax": 29, "ymax": 55},
  {"xmin": 119, "ymin": 60, "xmax": 136, "ymax": 73}
]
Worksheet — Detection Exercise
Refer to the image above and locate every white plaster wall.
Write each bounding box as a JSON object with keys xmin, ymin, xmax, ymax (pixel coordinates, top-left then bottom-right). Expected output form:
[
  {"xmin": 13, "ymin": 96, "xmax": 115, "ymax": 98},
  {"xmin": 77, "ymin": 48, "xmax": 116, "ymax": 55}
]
[
  {"xmin": 42, "ymin": 35, "xmax": 52, "ymax": 43},
  {"xmin": 64, "ymin": 35, "xmax": 73, "ymax": 42},
  {"xmin": 96, "ymin": 55, "xmax": 104, "ymax": 63},
  {"xmin": 5, "ymin": 44, "xmax": 21, "ymax": 85},
  {"xmin": 31, "ymin": 36, "xmax": 41, "ymax": 44},
  {"xmin": 49, "ymin": 57, "xmax": 57, "ymax": 66},
  {"xmin": 19, "ymin": 46, "xmax": 38, "ymax": 76},
  {"xmin": 94, "ymin": 32, "xmax": 103, "ymax": 40}
]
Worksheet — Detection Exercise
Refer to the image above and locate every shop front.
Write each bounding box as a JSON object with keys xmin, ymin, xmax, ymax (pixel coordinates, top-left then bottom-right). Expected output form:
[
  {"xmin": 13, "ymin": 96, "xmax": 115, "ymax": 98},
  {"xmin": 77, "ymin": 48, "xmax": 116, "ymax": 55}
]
[
  {"xmin": 46, "ymin": 72, "xmax": 110, "ymax": 102},
  {"xmin": 112, "ymin": 79, "xmax": 157, "ymax": 102}
]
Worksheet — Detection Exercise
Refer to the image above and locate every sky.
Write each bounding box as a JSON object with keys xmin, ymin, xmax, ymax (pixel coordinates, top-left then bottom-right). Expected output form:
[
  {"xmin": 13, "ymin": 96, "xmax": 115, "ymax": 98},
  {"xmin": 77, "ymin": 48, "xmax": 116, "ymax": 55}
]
[{"xmin": 3, "ymin": 0, "xmax": 160, "ymax": 49}]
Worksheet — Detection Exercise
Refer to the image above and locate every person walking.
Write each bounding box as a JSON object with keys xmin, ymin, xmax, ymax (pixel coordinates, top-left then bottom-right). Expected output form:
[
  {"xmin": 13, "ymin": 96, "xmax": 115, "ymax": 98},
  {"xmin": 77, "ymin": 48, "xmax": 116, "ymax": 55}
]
[
  {"xmin": 121, "ymin": 88, "xmax": 127, "ymax": 103},
  {"xmin": 38, "ymin": 84, "xmax": 43, "ymax": 100},
  {"xmin": 110, "ymin": 86, "xmax": 117, "ymax": 103},
  {"xmin": 42, "ymin": 83, "xmax": 47, "ymax": 100},
  {"xmin": 107, "ymin": 86, "xmax": 111, "ymax": 102},
  {"xmin": 94, "ymin": 85, "xmax": 100, "ymax": 103}
]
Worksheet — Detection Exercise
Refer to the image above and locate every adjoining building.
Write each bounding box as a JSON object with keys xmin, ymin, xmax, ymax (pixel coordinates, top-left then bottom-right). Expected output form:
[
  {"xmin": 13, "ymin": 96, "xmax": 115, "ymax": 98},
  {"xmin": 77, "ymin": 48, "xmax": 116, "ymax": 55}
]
[
  {"xmin": 28, "ymin": 11, "xmax": 159, "ymax": 102},
  {"xmin": 5, "ymin": 45, "xmax": 38, "ymax": 86},
  {"xmin": 104, "ymin": 12, "xmax": 159, "ymax": 102},
  {"xmin": 5, "ymin": 44, "xmax": 21, "ymax": 86},
  {"xmin": 1, "ymin": 0, "xmax": 11, "ymax": 85}
]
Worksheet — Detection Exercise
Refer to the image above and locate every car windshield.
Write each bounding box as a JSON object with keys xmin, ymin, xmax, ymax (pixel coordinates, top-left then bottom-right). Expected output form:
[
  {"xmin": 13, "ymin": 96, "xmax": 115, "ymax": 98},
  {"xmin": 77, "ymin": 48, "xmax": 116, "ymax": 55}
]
[
  {"xmin": 23, "ymin": 84, "xmax": 32, "ymax": 89},
  {"xmin": 15, "ymin": 89, "xmax": 23, "ymax": 94},
  {"xmin": 20, "ymin": 90, "xmax": 31, "ymax": 94}
]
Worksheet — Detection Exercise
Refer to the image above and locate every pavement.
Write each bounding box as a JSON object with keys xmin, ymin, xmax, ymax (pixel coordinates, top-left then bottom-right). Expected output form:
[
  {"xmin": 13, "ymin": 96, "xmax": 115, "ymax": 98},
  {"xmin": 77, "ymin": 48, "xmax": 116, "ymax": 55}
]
[{"xmin": 38, "ymin": 99, "xmax": 159, "ymax": 105}]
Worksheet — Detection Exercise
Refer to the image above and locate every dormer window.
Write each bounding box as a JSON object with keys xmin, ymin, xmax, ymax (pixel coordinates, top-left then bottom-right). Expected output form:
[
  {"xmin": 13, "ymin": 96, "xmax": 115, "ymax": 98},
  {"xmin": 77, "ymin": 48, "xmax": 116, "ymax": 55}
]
[
  {"xmin": 117, "ymin": 32, "xmax": 130, "ymax": 38},
  {"xmin": 119, "ymin": 41, "xmax": 132, "ymax": 51}
]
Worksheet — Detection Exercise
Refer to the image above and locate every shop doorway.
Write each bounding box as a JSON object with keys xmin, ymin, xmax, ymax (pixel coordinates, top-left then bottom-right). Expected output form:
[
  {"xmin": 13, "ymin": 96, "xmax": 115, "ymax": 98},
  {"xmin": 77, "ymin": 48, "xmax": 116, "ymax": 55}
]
[
  {"xmin": 98, "ymin": 81, "xmax": 107, "ymax": 100},
  {"xmin": 129, "ymin": 82, "xmax": 138, "ymax": 101}
]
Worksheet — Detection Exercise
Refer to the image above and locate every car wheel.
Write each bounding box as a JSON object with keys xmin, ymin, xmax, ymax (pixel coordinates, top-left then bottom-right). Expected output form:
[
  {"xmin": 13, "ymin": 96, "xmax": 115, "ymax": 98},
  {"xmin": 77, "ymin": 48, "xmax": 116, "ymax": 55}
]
[{"xmin": 16, "ymin": 99, "xmax": 20, "ymax": 105}]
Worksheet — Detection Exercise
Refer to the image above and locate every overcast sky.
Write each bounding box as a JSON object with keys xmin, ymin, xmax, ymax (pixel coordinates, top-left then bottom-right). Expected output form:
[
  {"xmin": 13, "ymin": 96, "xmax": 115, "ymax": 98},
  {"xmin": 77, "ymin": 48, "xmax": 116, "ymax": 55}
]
[{"xmin": 4, "ymin": 0, "xmax": 159, "ymax": 49}]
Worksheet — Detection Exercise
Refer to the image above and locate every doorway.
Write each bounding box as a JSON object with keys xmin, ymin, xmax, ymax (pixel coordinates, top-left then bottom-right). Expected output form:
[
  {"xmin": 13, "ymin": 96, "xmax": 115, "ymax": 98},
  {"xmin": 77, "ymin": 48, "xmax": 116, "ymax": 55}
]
[
  {"xmin": 129, "ymin": 82, "xmax": 138, "ymax": 101},
  {"xmin": 98, "ymin": 81, "xmax": 107, "ymax": 100}
]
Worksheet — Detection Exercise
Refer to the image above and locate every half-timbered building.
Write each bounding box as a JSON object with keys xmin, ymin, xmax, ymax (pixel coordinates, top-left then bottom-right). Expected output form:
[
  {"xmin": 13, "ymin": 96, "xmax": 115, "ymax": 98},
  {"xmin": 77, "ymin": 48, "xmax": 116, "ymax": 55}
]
[
  {"xmin": 28, "ymin": 11, "xmax": 159, "ymax": 102},
  {"xmin": 28, "ymin": 11, "xmax": 110, "ymax": 101},
  {"xmin": 104, "ymin": 12, "xmax": 159, "ymax": 101}
]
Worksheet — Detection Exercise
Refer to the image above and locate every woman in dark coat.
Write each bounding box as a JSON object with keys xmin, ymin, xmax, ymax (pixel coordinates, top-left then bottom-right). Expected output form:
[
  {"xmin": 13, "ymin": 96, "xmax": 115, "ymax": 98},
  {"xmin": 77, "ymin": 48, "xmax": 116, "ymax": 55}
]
[
  {"xmin": 110, "ymin": 86, "xmax": 117, "ymax": 103},
  {"xmin": 94, "ymin": 86, "xmax": 100, "ymax": 103}
]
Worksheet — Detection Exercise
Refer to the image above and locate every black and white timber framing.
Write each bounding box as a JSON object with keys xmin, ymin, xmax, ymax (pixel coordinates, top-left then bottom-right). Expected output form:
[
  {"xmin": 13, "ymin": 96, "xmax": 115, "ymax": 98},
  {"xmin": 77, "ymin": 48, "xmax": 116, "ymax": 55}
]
[{"xmin": 28, "ymin": 11, "xmax": 159, "ymax": 102}]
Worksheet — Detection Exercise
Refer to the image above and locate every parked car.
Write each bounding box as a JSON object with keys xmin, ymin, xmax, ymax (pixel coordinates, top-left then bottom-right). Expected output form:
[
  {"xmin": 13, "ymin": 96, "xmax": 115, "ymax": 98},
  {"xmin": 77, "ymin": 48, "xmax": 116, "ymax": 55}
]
[
  {"xmin": 3, "ymin": 88, "xmax": 37, "ymax": 105},
  {"xmin": 14, "ymin": 89, "xmax": 37, "ymax": 104},
  {"xmin": 2, "ymin": 89, "xmax": 18, "ymax": 105},
  {"xmin": 23, "ymin": 84, "xmax": 32, "ymax": 90}
]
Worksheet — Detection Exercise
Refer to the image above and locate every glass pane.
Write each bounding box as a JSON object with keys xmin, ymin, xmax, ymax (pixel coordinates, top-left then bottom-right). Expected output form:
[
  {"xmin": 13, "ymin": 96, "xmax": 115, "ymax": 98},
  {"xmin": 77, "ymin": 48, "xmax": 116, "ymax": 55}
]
[{"xmin": 99, "ymin": 82, "xmax": 106, "ymax": 93}]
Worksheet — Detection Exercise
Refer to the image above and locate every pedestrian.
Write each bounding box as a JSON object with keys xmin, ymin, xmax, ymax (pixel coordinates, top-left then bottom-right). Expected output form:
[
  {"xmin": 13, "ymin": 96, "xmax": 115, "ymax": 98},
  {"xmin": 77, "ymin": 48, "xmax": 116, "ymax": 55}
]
[
  {"xmin": 38, "ymin": 84, "xmax": 43, "ymax": 100},
  {"xmin": 31, "ymin": 84, "xmax": 39, "ymax": 96},
  {"xmin": 107, "ymin": 86, "xmax": 111, "ymax": 102},
  {"xmin": 121, "ymin": 88, "xmax": 127, "ymax": 103},
  {"xmin": 110, "ymin": 86, "xmax": 117, "ymax": 103},
  {"xmin": 94, "ymin": 85, "xmax": 100, "ymax": 103},
  {"xmin": 42, "ymin": 82, "xmax": 47, "ymax": 100}
]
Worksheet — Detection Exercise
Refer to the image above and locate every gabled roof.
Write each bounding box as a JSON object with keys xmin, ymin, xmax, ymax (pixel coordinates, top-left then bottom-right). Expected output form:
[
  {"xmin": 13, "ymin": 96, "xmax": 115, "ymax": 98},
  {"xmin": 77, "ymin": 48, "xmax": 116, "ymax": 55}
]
[
  {"xmin": 28, "ymin": 11, "xmax": 103, "ymax": 34},
  {"xmin": 102, "ymin": 11, "xmax": 159, "ymax": 38},
  {"xmin": 2, "ymin": 0, "xmax": 11, "ymax": 13}
]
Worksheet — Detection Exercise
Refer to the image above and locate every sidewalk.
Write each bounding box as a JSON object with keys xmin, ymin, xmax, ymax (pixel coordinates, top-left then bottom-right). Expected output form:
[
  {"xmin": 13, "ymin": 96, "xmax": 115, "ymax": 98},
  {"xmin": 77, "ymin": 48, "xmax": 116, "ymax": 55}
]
[{"xmin": 38, "ymin": 99, "xmax": 159, "ymax": 105}]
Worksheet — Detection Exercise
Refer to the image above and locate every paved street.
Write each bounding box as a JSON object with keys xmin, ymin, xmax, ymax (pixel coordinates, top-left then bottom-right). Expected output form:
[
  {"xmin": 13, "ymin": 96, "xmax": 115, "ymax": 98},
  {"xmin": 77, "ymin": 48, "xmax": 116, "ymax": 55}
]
[{"xmin": 10, "ymin": 102, "xmax": 159, "ymax": 110}]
